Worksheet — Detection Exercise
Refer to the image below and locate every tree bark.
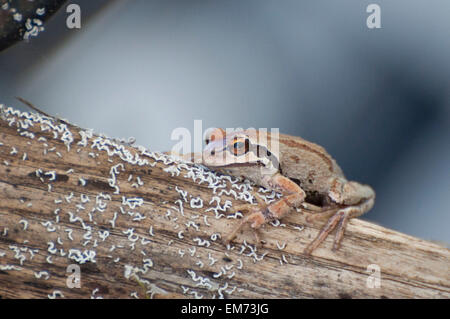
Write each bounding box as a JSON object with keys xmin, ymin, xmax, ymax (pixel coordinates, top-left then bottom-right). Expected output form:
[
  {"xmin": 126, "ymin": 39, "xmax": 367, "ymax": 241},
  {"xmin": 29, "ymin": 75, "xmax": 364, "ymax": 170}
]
[{"xmin": 0, "ymin": 104, "xmax": 448, "ymax": 299}]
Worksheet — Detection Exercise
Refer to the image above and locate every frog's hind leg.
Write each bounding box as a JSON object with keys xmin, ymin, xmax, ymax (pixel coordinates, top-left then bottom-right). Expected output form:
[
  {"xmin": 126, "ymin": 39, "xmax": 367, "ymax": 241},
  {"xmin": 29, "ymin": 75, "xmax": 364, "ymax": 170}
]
[
  {"xmin": 307, "ymin": 209, "xmax": 340, "ymax": 223},
  {"xmin": 304, "ymin": 208, "xmax": 350, "ymax": 255},
  {"xmin": 304, "ymin": 198, "xmax": 374, "ymax": 255},
  {"xmin": 301, "ymin": 203, "xmax": 340, "ymax": 223},
  {"xmin": 301, "ymin": 202, "xmax": 324, "ymax": 212}
]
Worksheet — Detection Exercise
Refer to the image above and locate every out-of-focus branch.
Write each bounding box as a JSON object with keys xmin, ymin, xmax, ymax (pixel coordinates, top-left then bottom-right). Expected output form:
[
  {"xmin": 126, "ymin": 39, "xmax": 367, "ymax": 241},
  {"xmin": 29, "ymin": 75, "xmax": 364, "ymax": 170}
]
[{"xmin": 0, "ymin": 0, "xmax": 67, "ymax": 52}]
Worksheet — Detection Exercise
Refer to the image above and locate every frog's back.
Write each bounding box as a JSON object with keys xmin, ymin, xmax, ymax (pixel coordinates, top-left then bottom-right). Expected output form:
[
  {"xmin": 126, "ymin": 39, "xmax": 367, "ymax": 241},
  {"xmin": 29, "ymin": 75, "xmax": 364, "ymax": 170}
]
[{"xmin": 274, "ymin": 132, "xmax": 344, "ymax": 194}]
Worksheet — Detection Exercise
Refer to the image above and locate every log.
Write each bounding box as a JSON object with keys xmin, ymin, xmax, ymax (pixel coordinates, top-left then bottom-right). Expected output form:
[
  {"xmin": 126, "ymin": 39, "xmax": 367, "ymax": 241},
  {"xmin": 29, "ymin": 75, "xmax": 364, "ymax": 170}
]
[{"xmin": 0, "ymin": 104, "xmax": 448, "ymax": 299}]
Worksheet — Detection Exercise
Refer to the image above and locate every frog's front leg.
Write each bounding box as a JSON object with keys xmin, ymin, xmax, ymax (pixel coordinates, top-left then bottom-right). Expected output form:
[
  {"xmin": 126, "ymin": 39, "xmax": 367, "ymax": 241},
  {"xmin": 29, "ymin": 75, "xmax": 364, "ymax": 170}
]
[
  {"xmin": 226, "ymin": 173, "xmax": 306, "ymax": 246},
  {"xmin": 304, "ymin": 178, "xmax": 375, "ymax": 255}
]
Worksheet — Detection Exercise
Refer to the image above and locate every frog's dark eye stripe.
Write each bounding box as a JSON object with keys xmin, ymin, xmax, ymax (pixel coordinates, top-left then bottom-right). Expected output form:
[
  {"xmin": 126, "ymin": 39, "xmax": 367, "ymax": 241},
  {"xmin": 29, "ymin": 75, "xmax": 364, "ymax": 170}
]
[
  {"xmin": 254, "ymin": 144, "xmax": 280, "ymax": 170},
  {"xmin": 256, "ymin": 145, "xmax": 272, "ymax": 158}
]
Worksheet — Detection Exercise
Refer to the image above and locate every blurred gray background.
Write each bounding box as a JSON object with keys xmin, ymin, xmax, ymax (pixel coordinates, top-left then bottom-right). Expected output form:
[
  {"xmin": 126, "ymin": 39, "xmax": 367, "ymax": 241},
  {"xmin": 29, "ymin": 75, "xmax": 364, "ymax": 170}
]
[{"xmin": 1, "ymin": 0, "xmax": 449, "ymax": 244}]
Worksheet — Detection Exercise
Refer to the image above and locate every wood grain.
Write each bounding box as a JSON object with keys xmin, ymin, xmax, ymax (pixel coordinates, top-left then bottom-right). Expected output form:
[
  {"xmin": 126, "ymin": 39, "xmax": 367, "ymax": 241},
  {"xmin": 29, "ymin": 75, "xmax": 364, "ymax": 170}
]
[{"xmin": 0, "ymin": 105, "xmax": 448, "ymax": 299}]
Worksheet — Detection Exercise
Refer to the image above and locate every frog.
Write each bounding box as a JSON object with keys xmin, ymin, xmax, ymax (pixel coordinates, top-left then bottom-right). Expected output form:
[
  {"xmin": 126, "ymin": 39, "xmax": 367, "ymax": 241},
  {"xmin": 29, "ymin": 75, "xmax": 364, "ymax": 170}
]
[{"xmin": 202, "ymin": 128, "xmax": 375, "ymax": 255}]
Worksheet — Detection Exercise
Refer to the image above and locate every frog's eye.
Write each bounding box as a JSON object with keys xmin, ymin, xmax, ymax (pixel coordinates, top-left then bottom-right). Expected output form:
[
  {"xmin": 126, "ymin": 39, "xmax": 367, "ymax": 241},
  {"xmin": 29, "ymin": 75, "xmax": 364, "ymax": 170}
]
[
  {"xmin": 233, "ymin": 142, "xmax": 244, "ymax": 151},
  {"xmin": 231, "ymin": 138, "xmax": 250, "ymax": 155}
]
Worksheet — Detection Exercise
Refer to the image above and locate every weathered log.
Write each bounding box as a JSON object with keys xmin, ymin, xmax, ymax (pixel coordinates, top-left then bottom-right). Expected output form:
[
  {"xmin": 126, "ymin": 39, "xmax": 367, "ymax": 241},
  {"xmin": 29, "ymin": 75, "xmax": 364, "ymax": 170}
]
[{"xmin": 0, "ymin": 104, "xmax": 448, "ymax": 299}]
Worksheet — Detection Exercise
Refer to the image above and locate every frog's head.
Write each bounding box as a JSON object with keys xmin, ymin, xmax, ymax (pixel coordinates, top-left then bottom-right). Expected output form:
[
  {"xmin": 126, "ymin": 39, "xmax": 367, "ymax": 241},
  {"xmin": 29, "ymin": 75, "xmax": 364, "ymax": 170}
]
[{"xmin": 202, "ymin": 128, "xmax": 279, "ymax": 176}]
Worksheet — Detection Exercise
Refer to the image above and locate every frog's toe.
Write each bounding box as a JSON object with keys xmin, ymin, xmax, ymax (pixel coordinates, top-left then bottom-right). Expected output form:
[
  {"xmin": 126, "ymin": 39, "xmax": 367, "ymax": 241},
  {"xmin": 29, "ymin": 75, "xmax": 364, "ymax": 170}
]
[
  {"xmin": 225, "ymin": 211, "xmax": 266, "ymax": 246},
  {"xmin": 304, "ymin": 206, "xmax": 358, "ymax": 255}
]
